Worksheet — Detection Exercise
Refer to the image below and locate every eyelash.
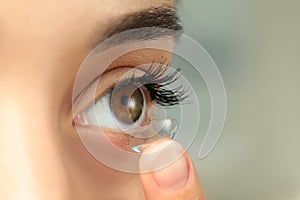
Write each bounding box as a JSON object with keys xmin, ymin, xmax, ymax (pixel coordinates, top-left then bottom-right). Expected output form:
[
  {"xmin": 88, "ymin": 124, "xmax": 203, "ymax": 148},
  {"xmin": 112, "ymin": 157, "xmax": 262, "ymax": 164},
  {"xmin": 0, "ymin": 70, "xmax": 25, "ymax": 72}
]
[{"xmin": 115, "ymin": 59, "xmax": 188, "ymax": 106}]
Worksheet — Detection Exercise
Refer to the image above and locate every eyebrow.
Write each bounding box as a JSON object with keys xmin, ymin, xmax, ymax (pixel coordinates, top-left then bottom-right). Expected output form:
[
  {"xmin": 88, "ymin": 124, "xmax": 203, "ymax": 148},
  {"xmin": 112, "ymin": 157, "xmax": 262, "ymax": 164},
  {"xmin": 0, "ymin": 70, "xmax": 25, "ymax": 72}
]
[
  {"xmin": 73, "ymin": 5, "xmax": 182, "ymax": 103},
  {"xmin": 91, "ymin": 5, "xmax": 183, "ymax": 47}
]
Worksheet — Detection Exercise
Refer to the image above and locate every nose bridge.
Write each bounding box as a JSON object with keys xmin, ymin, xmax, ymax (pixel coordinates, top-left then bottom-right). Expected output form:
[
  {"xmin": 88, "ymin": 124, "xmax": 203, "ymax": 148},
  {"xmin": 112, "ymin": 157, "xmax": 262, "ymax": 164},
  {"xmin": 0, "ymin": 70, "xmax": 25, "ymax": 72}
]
[{"xmin": 0, "ymin": 93, "xmax": 71, "ymax": 199}]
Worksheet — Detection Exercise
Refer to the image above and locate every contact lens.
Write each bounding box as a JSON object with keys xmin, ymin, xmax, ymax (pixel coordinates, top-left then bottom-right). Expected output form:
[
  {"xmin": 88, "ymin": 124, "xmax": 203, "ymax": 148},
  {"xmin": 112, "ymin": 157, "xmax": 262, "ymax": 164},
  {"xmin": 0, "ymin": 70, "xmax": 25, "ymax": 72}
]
[{"xmin": 131, "ymin": 118, "xmax": 178, "ymax": 153}]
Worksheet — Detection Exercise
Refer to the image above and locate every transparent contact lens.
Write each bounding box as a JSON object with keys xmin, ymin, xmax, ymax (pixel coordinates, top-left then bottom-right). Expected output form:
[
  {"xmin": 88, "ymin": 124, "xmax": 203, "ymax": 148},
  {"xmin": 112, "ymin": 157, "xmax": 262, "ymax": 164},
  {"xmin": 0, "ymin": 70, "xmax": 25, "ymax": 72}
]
[{"xmin": 131, "ymin": 118, "xmax": 178, "ymax": 153}]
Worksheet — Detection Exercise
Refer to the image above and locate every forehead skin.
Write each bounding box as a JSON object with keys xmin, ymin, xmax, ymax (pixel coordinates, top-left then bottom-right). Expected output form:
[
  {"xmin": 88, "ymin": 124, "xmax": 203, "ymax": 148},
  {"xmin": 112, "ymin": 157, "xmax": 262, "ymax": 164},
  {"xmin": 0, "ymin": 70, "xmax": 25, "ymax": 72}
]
[
  {"xmin": 0, "ymin": 0, "xmax": 173, "ymax": 52},
  {"xmin": 0, "ymin": 0, "xmax": 175, "ymax": 200},
  {"xmin": 0, "ymin": 0, "xmax": 175, "ymax": 111}
]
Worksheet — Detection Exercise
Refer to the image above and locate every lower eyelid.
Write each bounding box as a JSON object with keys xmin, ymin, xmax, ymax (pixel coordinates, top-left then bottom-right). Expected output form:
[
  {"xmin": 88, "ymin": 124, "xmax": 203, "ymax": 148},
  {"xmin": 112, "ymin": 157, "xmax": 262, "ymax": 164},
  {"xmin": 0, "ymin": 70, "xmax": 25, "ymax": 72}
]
[{"xmin": 90, "ymin": 126, "xmax": 155, "ymax": 152}]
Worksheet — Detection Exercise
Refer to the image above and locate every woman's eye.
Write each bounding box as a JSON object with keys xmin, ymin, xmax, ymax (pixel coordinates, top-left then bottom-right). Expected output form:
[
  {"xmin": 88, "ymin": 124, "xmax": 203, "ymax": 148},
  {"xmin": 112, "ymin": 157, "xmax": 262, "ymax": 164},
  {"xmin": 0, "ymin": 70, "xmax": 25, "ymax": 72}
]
[
  {"xmin": 79, "ymin": 84, "xmax": 149, "ymax": 130},
  {"xmin": 73, "ymin": 62, "xmax": 187, "ymax": 152}
]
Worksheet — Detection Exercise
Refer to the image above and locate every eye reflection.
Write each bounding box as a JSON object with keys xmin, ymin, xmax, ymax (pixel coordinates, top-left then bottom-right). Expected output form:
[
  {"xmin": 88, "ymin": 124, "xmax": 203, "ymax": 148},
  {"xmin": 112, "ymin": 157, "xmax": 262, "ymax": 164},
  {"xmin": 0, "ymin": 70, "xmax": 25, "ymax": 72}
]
[{"xmin": 111, "ymin": 86, "xmax": 145, "ymax": 125}]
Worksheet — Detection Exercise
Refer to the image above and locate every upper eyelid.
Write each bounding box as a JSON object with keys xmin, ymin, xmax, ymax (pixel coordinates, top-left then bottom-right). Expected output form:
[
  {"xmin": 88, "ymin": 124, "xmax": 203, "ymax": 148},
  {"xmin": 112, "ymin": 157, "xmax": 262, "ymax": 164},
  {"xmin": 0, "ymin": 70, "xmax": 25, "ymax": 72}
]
[
  {"xmin": 92, "ymin": 60, "xmax": 171, "ymax": 103},
  {"xmin": 74, "ymin": 59, "xmax": 170, "ymax": 107},
  {"xmin": 72, "ymin": 47, "xmax": 174, "ymax": 116},
  {"xmin": 73, "ymin": 34, "xmax": 175, "ymax": 103},
  {"xmin": 72, "ymin": 50, "xmax": 171, "ymax": 105},
  {"xmin": 72, "ymin": 66, "xmax": 148, "ymax": 116},
  {"xmin": 94, "ymin": 67, "xmax": 147, "ymax": 100}
]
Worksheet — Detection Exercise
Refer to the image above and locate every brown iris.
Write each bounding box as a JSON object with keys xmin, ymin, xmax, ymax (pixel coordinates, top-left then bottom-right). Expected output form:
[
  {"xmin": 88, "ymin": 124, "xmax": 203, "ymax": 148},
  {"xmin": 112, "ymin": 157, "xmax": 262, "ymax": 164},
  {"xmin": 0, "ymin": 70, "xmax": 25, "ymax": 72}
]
[{"xmin": 111, "ymin": 86, "xmax": 144, "ymax": 124}]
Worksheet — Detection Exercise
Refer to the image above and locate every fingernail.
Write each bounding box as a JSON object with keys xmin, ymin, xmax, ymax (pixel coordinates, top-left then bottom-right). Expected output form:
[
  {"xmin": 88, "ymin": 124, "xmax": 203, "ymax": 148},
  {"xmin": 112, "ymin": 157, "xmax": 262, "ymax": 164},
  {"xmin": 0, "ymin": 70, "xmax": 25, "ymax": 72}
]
[{"xmin": 142, "ymin": 140, "xmax": 189, "ymax": 191}]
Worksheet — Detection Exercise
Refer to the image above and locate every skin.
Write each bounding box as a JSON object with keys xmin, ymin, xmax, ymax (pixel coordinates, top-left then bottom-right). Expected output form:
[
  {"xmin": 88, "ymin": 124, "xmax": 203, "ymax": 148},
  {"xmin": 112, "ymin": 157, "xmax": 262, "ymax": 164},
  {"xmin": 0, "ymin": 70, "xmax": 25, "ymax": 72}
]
[{"xmin": 0, "ymin": 0, "xmax": 205, "ymax": 199}]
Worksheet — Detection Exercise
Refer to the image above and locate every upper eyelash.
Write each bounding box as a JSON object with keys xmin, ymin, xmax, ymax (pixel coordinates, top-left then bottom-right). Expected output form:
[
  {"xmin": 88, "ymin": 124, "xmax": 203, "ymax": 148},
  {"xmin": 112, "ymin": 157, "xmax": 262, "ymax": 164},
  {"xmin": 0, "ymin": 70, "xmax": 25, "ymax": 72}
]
[{"xmin": 115, "ymin": 58, "xmax": 188, "ymax": 106}]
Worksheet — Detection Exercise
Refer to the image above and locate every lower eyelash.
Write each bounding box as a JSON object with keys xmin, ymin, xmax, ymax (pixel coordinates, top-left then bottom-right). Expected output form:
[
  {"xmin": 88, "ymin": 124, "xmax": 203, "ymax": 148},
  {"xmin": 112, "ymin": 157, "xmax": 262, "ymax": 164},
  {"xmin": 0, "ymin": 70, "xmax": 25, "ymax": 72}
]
[{"xmin": 118, "ymin": 58, "xmax": 188, "ymax": 106}]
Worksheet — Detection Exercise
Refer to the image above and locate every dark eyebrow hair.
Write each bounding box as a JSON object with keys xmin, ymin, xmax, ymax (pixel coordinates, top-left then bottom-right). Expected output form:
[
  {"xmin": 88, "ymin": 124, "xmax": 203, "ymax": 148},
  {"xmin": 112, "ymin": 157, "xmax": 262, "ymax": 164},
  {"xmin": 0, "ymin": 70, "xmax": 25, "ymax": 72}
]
[{"xmin": 90, "ymin": 5, "xmax": 183, "ymax": 47}]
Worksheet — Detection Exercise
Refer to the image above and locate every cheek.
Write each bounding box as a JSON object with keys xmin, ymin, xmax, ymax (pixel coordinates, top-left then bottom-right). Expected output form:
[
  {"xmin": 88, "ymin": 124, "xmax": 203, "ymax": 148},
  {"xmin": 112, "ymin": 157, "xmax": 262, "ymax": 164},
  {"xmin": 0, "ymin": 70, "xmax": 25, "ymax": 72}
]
[
  {"xmin": 60, "ymin": 124, "xmax": 146, "ymax": 199},
  {"xmin": 0, "ymin": 94, "xmax": 74, "ymax": 198},
  {"xmin": 0, "ymin": 80, "xmax": 145, "ymax": 199}
]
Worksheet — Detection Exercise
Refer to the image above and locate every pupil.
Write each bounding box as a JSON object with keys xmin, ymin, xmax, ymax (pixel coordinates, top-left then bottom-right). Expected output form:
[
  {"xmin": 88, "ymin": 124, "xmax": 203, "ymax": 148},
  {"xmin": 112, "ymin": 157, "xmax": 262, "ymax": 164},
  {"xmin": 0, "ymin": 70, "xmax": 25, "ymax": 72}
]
[{"xmin": 121, "ymin": 95, "xmax": 129, "ymax": 106}]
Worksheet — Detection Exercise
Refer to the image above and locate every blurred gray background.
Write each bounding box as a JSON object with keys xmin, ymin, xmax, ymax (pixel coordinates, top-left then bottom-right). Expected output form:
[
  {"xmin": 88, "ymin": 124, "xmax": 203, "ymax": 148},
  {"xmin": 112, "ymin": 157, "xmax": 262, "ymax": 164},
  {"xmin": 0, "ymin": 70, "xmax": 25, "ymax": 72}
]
[{"xmin": 177, "ymin": 0, "xmax": 300, "ymax": 199}]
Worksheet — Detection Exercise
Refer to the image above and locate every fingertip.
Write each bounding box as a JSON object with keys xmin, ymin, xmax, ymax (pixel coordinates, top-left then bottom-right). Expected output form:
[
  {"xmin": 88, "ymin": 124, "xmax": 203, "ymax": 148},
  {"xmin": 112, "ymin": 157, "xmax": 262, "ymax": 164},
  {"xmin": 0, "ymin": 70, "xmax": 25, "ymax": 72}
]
[{"xmin": 139, "ymin": 139, "xmax": 205, "ymax": 200}]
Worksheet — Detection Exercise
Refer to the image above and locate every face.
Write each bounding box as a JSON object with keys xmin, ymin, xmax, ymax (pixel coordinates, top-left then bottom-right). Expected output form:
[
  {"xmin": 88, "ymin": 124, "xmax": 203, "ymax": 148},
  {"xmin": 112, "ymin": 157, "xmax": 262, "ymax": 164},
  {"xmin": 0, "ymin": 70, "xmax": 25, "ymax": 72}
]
[{"xmin": 0, "ymin": 0, "xmax": 181, "ymax": 199}]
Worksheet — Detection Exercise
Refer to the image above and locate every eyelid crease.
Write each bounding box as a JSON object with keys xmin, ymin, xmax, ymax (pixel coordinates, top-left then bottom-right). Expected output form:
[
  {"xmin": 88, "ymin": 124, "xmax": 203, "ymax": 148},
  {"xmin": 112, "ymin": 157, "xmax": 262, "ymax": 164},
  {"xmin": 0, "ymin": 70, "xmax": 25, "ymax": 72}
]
[
  {"xmin": 72, "ymin": 65, "xmax": 152, "ymax": 116},
  {"xmin": 94, "ymin": 67, "xmax": 144, "ymax": 102},
  {"xmin": 73, "ymin": 58, "xmax": 163, "ymax": 107},
  {"xmin": 86, "ymin": 61, "xmax": 172, "ymax": 111},
  {"xmin": 72, "ymin": 66, "xmax": 136, "ymax": 115},
  {"xmin": 72, "ymin": 57, "xmax": 172, "ymax": 117}
]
